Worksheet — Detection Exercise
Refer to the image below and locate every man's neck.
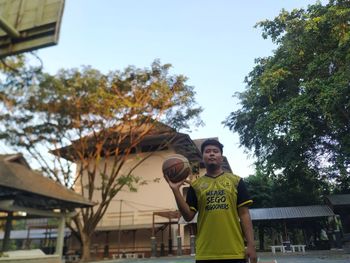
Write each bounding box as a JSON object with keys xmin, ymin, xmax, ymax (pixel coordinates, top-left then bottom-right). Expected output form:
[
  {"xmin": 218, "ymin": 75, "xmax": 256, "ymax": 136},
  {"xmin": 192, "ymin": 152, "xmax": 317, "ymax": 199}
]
[{"xmin": 206, "ymin": 168, "xmax": 223, "ymax": 177}]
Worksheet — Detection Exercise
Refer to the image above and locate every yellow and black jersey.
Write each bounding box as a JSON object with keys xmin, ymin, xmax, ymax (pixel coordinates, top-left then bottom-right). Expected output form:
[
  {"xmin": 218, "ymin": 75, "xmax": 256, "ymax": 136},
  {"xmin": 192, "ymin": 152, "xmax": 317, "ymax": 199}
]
[{"xmin": 186, "ymin": 172, "xmax": 253, "ymax": 260}]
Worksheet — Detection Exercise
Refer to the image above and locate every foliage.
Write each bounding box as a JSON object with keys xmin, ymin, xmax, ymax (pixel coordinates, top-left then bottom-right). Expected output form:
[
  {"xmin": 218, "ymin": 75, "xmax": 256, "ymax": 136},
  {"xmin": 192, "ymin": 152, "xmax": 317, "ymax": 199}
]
[
  {"xmin": 1, "ymin": 59, "xmax": 202, "ymax": 184},
  {"xmin": 245, "ymin": 167, "xmax": 274, "ymax": 208},
  {"xmin": 225, "ymin": 0, "xmax": 350, "ymax": 196},
  {"xmin": 270, "ymin": 163, "xmax": 330, "ymax": 206},
  {"xmin": 0, "ymin": 58, "xmax": 203, "ymax": 260},
  {"xmin": 246, "ymin": 164, "xmax": 329, "ymax": 207}
]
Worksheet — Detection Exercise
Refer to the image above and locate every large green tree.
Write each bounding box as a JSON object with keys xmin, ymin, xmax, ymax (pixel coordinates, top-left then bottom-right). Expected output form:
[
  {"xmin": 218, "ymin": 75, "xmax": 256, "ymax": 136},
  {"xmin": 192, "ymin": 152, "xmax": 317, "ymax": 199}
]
[
  {"xmin": 225, "ymin": 0, "xmax": 349, "ymax": 196},
  {"xmin": 0, "ymin": 58, "xmax": 203, "ymax": 261},
  {"xmin": 245, "ymin": 167, "xmax": 274, "ymax": 208}
]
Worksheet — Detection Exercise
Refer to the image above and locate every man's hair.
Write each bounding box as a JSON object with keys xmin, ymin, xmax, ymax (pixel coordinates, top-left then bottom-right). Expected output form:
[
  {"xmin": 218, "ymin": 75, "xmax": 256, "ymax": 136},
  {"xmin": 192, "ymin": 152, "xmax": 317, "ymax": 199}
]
[{"xmin": 200, "ymin": 139, "xmax": 224, "ymax": 154}]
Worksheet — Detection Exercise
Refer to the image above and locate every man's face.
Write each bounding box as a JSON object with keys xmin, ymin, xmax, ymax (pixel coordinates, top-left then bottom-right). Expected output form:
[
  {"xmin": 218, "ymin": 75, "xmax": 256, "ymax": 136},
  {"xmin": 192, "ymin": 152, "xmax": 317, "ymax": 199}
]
[{"xmin": 202, "ymin": 145, "xmax": 223, "ymax": 168}]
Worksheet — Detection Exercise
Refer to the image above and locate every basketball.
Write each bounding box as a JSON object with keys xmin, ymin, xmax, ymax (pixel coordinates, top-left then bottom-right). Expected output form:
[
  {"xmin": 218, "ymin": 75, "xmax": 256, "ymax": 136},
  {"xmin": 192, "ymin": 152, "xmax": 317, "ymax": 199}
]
[{"xmin": 162, "ymin": 154, "xmax": 191, "ymax": 183}]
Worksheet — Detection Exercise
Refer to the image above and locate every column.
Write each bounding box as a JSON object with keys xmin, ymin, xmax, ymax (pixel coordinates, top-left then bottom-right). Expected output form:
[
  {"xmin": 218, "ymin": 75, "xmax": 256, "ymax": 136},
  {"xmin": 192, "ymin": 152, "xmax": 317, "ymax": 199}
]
[
  {"xmin": 177, "ymin": 235, "xmax": 182, "ymax": 256},
  {"xmin": 190, "ymin": 234, "xmax": 196, "ymax": 256},
  {"xmin": 151, "ymin": 236, "xmax": 157, "ymax": 258},
  {"xmin": 55, "ymin": 215, "xmax": 66, "ymax": 257}
]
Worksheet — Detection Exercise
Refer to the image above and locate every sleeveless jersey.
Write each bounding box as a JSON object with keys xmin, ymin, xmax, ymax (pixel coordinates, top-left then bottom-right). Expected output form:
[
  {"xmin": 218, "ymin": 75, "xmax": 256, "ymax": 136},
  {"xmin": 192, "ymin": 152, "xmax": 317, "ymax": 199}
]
[{"xmin": 186, "ymin": 172, "xmax": 252, "ymax": 260}]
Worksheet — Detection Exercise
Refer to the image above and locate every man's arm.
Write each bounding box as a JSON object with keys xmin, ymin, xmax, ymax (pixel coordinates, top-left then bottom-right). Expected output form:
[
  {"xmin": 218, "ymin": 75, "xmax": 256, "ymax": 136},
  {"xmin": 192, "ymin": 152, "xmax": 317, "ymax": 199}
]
[
  {"xmin": 165, "ymin": 176, "xmax": 196, "ymax": 222},
  {"xmin": 238, "ymin": 206, "xmax": 257, "ymax": 263}
]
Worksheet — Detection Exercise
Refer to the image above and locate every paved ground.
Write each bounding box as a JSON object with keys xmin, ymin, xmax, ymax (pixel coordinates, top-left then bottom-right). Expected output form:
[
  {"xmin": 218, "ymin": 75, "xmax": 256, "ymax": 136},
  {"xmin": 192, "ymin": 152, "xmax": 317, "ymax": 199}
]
[
  {"xmin": 258, "ymin": 249, "xmax": 350, "ymax": 263},
  {"xmin": 90, "ymin": 250, "xmax": 350, "ymax": 263}
]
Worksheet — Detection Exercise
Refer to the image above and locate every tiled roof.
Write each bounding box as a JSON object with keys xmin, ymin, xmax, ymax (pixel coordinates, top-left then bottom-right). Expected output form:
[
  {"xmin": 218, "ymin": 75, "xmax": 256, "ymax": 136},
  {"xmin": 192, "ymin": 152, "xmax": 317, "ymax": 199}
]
[
  {"xmin": 179, "ymin": 205, "xmax": 334, "ymax": 224},
  {"xmin": 0, "ymin": 154, "xmax": 94, "ymax": 211},
  {"xmin": 326, "ymin": 194, "xmax": 350, "ymax": 206},
  {"xmin": 250, "ymin": 205, "xmax": 334, "ymax": 221}
]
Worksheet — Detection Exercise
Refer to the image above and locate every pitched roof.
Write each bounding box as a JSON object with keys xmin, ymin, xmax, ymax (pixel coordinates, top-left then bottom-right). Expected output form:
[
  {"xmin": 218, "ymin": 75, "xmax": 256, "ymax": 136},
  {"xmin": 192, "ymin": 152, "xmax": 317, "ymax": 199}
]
[
  {"xmin": 0, "ymin": 154, "xmax": 30, "ymax": 168},
  {"xmin": 326, "ymin": 194, "xmax": 350, "ymax": 206},
  {"xmin": 179, "ymin": 205, "xmax": 334, "ymax": 224},
  {"xmin": 250, "ymin": 205, "xmax": 335, "ymax": 221},
  {"xmin": 192, "ymin": 138, "xmax": 215, "ymax": 151},
  {"xmin": 53, "ymin": 121, "xmax": 204, "ymax": 163},
  {"xmin": 0, "ymin": 154, "xmax": 94, "ymax": 213}
]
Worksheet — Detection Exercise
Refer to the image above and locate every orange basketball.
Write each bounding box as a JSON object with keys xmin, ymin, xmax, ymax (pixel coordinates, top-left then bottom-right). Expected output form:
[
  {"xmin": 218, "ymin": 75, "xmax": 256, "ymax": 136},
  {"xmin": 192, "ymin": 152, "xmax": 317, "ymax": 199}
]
[{"xmin": 162, "ymin": 154, "xmax": 191, "ymax": 183}]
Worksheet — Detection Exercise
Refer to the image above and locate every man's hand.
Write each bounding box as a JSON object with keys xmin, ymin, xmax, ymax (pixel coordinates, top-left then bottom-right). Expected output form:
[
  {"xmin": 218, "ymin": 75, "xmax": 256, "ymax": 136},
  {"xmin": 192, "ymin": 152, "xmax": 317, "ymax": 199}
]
[
  {"xmin": 163, "ymin": 173, "xmax": 188, "ymax": 190},
  {"xmin": 163, "ymin": 173, "xmax": 195, "ymax": 222},
  {"xmin": 246, "ymin": 244, "xmax": 257, "ymax": 263}
]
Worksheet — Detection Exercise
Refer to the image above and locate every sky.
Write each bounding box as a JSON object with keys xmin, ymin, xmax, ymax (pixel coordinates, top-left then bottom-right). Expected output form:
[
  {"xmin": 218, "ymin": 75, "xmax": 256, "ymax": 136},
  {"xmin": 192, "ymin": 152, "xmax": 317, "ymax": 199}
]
[{"xmin": 3, "ymin": 0, "xmax": 323, "ymax": 177}]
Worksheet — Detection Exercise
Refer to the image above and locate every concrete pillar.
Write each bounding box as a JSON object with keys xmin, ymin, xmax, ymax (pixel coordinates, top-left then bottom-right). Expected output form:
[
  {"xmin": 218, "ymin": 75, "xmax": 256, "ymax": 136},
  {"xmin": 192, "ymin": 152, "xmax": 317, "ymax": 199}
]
[
  {"xmin": 151, "ymin": 236, "xmax": 157, "ymax": 258},
  {"xmin": 55, "ymin": 215, "xmax": 65, "ymax": 256},
  {"xmin": 190, "ymin": 234, "xmax": 196, "ymax": 256},
  {"xmin": 176, "ymin": 235, "xmax": 182, "ymax": 256},
  {"xmin": 2, "ymin": 212, "xmax": 13, "ymax": 252},
  {"xmin": 168, "ymin": 237, "xmax": 173, "ymax": 255}
]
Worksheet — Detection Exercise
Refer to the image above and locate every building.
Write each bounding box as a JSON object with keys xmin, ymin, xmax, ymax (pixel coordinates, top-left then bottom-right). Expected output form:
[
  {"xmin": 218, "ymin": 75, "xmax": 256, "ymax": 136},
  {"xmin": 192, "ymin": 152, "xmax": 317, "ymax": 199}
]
[
  {"xmin": 2, "ymin": 131, "xmax": 348, "ymax": 259},
  {"xmin": 0, "ymin": 153, "xmax": 93, "ymax": 261},
  {"xmin": 55, "ymin": 122, "xmax": 233, "ymax": 259}
]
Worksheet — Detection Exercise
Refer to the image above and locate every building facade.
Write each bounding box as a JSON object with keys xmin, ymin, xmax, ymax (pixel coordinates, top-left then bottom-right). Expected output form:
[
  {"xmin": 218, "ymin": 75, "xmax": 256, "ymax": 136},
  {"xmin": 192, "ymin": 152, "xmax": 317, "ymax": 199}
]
[{"xmin": 64, "ymin": 128, "xmax": 222, "ymax": 259}]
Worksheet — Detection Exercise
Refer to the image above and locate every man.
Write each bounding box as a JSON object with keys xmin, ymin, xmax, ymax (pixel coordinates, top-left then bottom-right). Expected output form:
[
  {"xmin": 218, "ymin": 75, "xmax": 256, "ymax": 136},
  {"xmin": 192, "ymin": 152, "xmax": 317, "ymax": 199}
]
[{"xmin": 164, "ymin": 139, "xmax": 257, "ymax": 263}]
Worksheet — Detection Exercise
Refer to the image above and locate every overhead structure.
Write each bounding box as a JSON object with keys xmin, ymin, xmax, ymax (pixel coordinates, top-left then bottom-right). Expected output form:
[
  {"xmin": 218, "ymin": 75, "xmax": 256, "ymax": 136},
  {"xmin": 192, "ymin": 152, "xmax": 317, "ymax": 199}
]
[
  {"xmin": 0, "ymin": 154, "xmax": 94, "ymax": 216},
  {"xmin": 326, "ymin": 194, "xmax": 350, "ymax": 233},
  {"xmin": 0, "ymin": 153, "xmax": 94, "ymax": 257},
  {"xmin": 0, "ymin": 0, "xmax": 65, "ymax": 58},
  {"xmin": 151, "ymin": 210, "xmax": 181, "ymax": 257}
]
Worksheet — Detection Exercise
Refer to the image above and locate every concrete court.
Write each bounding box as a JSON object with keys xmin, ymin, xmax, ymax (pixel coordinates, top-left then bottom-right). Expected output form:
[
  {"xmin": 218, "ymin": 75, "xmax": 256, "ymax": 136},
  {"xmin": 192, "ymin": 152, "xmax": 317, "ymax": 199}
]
[{"xmin": 90, "ymin": 250, "xmax": 350, "ymax": 263}]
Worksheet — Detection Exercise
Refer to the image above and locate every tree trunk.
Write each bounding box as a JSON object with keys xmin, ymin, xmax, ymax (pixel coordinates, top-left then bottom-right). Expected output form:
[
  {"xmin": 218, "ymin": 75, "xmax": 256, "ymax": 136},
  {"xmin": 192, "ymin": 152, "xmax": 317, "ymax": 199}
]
[{"xmin": 80, "ymin": 231, "xmax": 92, "ymax": 262}]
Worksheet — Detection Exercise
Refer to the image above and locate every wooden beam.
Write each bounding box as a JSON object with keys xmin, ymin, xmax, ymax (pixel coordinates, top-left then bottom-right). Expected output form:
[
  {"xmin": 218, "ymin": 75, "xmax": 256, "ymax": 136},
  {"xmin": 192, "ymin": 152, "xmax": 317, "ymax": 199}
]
[
  {"xmin": 0, "ymin": 200, "xmax": 77, "ymax": 218},
  {"xmin": 0, "ymin": 16, "xmax": 20, "ymax": 38}
]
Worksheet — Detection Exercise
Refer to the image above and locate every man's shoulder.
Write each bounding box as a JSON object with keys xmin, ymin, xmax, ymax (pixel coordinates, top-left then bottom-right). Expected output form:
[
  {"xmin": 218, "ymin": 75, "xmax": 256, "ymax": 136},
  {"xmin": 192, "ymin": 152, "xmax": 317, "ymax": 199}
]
[
  {"xmin": 191, "ymin": 175, "xmax": 214, "ymax": 190},
  {"xmin": 222, "ymin": 172, "xmax": 242, "ymax": 183},
  {"xmin": 223, "ymin": 171, "xmax": 241, "ymax": 178},
  {"xmin": 191, "ymin": 175, "xmax": 207, "ymax": 185},
  {"xmin": 191, "ymin": 172, "xmax": 242, "ymax": 187}
]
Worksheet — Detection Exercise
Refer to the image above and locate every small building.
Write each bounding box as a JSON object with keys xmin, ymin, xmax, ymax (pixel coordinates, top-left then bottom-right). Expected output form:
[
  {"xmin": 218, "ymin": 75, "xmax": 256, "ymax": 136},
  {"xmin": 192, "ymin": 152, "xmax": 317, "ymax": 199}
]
[
  {"xmin": 0, "ymin": 153, "xmax": 93, "ymax": 261},
  {"xmin": 325, "ymin": 194, "xmax": 350, "ymax": 233},
  {"xmin": 250, "ymin": 205, "xmax": 336, "ymax": 250}
]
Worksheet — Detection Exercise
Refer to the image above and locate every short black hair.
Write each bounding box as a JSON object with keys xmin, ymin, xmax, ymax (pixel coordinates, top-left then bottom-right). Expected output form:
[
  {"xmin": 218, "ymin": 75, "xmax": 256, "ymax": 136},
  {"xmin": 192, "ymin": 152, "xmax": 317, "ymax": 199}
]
[{"xmin": 200, "ymin": 139, "xmax": 224, "ymax": 154}]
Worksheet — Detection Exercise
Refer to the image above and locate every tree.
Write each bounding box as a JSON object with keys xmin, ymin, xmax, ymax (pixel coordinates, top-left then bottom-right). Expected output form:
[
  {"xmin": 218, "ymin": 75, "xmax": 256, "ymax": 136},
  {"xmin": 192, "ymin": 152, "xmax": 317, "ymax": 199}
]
[
  {"xmin": 225, "ymin": 0, "xmax": 350, "ymax": 195},
  {"xmin": 245, "ymin": 167, "xmax": 274, "ymax": 209},
  {"xmin": 0, "ymin": 58, "xmax": 203, "ymax": 261}
]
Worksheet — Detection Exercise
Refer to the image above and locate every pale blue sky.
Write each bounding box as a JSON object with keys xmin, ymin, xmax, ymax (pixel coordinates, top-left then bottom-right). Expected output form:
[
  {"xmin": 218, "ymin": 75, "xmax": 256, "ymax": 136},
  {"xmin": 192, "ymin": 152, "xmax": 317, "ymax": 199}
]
[{"xmin": 35, "ymin": 0, "xmax": 320, "ymax": 176}]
